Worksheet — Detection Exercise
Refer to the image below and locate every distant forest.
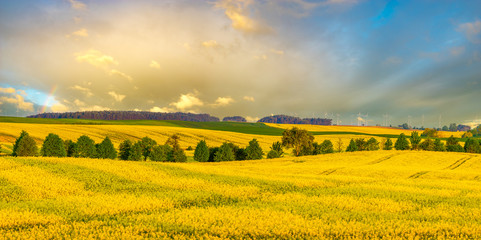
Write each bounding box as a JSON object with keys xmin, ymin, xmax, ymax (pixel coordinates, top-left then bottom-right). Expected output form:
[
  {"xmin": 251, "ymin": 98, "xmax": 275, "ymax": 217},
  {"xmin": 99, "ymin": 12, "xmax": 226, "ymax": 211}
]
[
  {"xmin": 258, "ymin": 115, "xmax": 332, "ymax": 125},
  {"xmin": 28, "ymin": 111, "xmax": 220, "ymax": 122},
  {"xmin": 28, "ymin": 112, "xmax": 333, "ymax": 125}
]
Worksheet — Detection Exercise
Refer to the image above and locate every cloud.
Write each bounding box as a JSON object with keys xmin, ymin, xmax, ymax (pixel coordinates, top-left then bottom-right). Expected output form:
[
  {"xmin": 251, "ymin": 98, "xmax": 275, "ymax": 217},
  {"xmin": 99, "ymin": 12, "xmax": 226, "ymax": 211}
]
[
  {"xmin": 383, "ymin": 56, "xmax": 403, "ymax": 65},
  {"xmin": 213, "ymin": 97, "xmax": 234, "ymax": 107},
  {"xmin": 51, "ymin": 103, "xmax": 69, "ymax": 112},
  {"xmin": 0, "ymin": 95, "xmax": 34, "ymax": 111},
  {"xmin": 170, "ymin": 91, "xmax": 204, "ymax": 111},
  {"xmin": 70, "ymin": 28, "xmax": 88, "ymax": 37},
  {"xmin": 245, "ymin": 116, "xmax": 259, "ymax": 122},
  {"xmin": 69, "ymin": 0, "xmax": 86, "ymax": 10},
  {"xmin": 458, "ymin": 20, "xmax": 481, "ymax": 44},
  {"xmin": 270, "ymin": 49, "xmax": 284, "ymax": 55},
  {"xmin": 71, "ymin": 85, "xmax": 93, "ymax": 97},
  {"xmin": 74, "ymin": 99, "xmax": 85, "ymax": 107},
  {"xmin": 149, "ymin": 60, "xmax": 161, "ymax": 69},
  {"xmin": 150, "ymin": 106, "xmax": 173, "ymax": 113},
  {"xmin": 80, "ymin": 105, "xmax": 110, "ymax": 111},
  {"xmin": 450, "ymin": 46, "xmax": 465, "ymax": 56},
  {"xmin": 76, "ymin": 50, "xmax": 119, "ymax": 69},
  {"xmin": 202, "ymin": 40, "xmax": 219, "ymax": 48},
  {"xmin": 243, "ymin": 96, "xmax": 255, "ymax": 102},
  {"xmin": 254, "ymin": 55, "xmax": 268, "ymax": 60},
  {"xmin": 0, "ymin": 87, "xmax": 16, "ymax": 94},
  {"xmin": 108, "ymin": 91, "xmax": 126, "ymax": 102},
  {"xmin": 214, "ymin": 0, "xmax": 272, "ymax": 34},
  {"xmin": 110, "ymin": 69, "xmax": 133, "ymax": 82}
]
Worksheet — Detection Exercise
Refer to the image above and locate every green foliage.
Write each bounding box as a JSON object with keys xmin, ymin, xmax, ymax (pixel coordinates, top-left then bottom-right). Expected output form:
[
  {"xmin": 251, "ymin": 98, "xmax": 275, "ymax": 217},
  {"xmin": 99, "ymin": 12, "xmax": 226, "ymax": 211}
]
[
  {"xmin": 346, "ymin": 139, "xmax": 358, "ymax": 152},
  {"xmin": 194, "ymin": 140, "xmax": 209, "ymax": 162},
  {"xmin": 139, "ymin": 136, "xmax": 157, "ymax": 160},
  {"xmin": 355, "ymin": 139, "xmax": 367, "ymax": 151},
  {"xmin": 366, "ymin": 137, "xmax": 380, "ymax": 151},
  {"xmin": 442, "ymin": 125, "xmax": 449, "ymax": 131},
  {"xmin": 41, "ymin": 133, "xmax": 66, "ymax": 157},
  {"xmin": 394, "ymin": 133, "xmax": 410, "ymax": 150},
  {"xmin": 64, "ymin": 140, "xmax": 77, "ymax": 157},
  {"xmin": 319, "ymin": 140, "xmax": 334, "ymax": 154},
  {"xmin": 449, "ymin": 123, "xmax": 457, "ymax": 132},
  {"xmin": 245, "ymin": 139, "xmax": 264, "ymax": 160},
  {"xmin": 401, "ymin": 123, "xmax": 410, "ymax": 129},
  {"xmin": 13, "ymin": 131, "xmax": 38, "ymax": 157},
  {"xmin": 164, "ymin": 134, "xmax": 186, "ymax": 162},
  {"xmin": 281, "ymin": 127, "xmax": 314, "ymax": 157},
  {"xmin": 96, "ymin": 137, "xmax": 117, "ymax": 159},
  {"xmin": 383, "ymin": 138, "xmax": 393, "ymax": 150},
  {"xmin": 409, "ymin": 132, "xmax": 422, "ymax": 150},
  {"xmin": 186, "ymin": 146, "xmax": 193, "ymax": 151},
  {"xmin": 128, "ymin": 141, "xmax": 143, "ymax": 161},
  {"xmin": 421, "ymin": 128, "xmax": 438, "ymax": 138},
  {"xmin": 118, "ymin": 140, "xmax": 132, "ymax": 160},
  {"xmin": 267, "ymin": 141, "xmax": 284, "ymax": 159},
  {"xmin": 234, "ymin": 147, "xmax": 247, "ymax": 161},
  {"xmin": 446, "ymin": 136, "xmax": 464, "ymax": 152},
  {"xmin": 214, "ymin": 143, "xmax": 235, "ymax": 162},
  {"xmin": 462, "ymin": 132, "xmax": 473, "ymax": 138},
  {"xmin": 433, "ymin": 139, "xmax": 445, "ymax": 152},
  {"xmin": 150, "ymin": 145, "xmax": 172, "ymax": 162},
  {"xmin": 464, "ymin": 138, "xmax": 480, "ymax": 153},
  {"xmin": 419, "ymin": 138, "xmax": 435, "ymax": 151},
  {"xmin": 208, "ymin": 147, "xmax": 219, "ymax": 162},
  {"xmin": 76, "ymin": 135, "xmax": 97, "ymax": 158}
]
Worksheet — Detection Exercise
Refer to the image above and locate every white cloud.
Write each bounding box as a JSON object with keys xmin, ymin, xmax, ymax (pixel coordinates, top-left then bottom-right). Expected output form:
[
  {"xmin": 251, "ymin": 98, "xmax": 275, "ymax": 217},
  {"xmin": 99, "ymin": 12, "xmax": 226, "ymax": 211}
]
[
  {"xmin": 213, "ymin": 0, "xmax": 273, "ymax": 34},
  {"xmin": 150, "ymin": 106, "xmax": 173, "ymax": 113},
  {"xmin": 213, "ymin": 96, "xmax": 234, "ymax": 107},
  {"xmin": 76, "ymin": 49, "xmax": 118, "ymax": 69},
  {"xmin": 254, "ymin": 55, "xmax": 268, "ymax": 60},
  {"xmin": 51, "ymin": 103, "xmax": 69, "ymax": 112},
  {"xmin": 0, "ymin": 95, "xmax": 34, "ymax": 111},
  {"xmin": 149, "ymin": 60, "xmax": 161, "ymax": 69},
  {"xmin": 70, "ymin": 28, "xmax": 88, "ymax": 37},
  {"xmin": 80, "ymin": 105, "xmax": 110, "ymax": 111},
  {"xmin": 243, "ymin": 96, "xmax": 255, "ymax": 102},
  {"xmin": 458, "ymin": 20, "xmax": 481, "ymax": 44},
  {"xmin": 0, "ymin": 87, "xmax": 16, "ymax": 94},
  {"xmin": 202, "ymin": 40, "xmax": 219, "ymax": 48},
  {"xmin": 170, "ymin": 91, "xmax": 204, "ymax": 111},
  {"xmin": 74, "ymin": 99, "xmax": 85, "ymax": 107},
  {"xmin": 71, "ymin": 85, "xmax": 93, "ymax": 97},
  {"xmin": 245, "ymin": 116, "xmax": 260, "ymax": 122},
  {"xmin": 270, "ymin": 49, "xmax": 284, "ymax": 55},
  {"xmin": 110, "ymin": 69, "xmax": 133, "ymax": 82},
  {"xmin": 108, "ymin": 91, "xmax": 126, "ymax": 102},
  {"xmin": 69, "ymin": 0, "xmax": 86, "ymax": 10}
]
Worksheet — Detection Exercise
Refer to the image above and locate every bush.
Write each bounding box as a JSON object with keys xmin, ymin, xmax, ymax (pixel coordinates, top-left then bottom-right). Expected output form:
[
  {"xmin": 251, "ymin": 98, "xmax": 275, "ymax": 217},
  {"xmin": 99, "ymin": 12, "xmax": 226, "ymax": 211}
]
[
  {"xmin": 76, "ymin": 135, "xmax": 97, "ymax": 158},
  {"xmin": 446, "ymin": 136, "xmax": 464, "ymax": 152},
  {"xmin": 194, "ymin": 140, "xmax": 209, "ymax": 162},
  {"xmin": 383, "ymin": 138, "xmax": 393, "ymax": 150},
  {"xmin": 64, "ymin": 140, "xmax": 77, "ymax": 157},
  {"xmin": 421, "ymin": 128, "xmax": 438, "ymax": 138},
  {"xmin": 150, "ymin": 145, "xmax": 172, "ymax": 162},
  {"xmin": 41, "ymin": 133, "xmax": 66, "ymax": 157},
  {"xmin": 320, "ymin": 140, "xmax": 334, "ymax": 154},
  {"xmin": 118, "ymin": 140, "xmax": 133, "ymax": 160},
  {"xmin": 394, "ymin": 133, "xmax": 410, "ymax": 150},
  {"xmin": 139, "ymin": 137, "xmax": 157, "ymax": 161},
  {"xmin": 355, "ymin": 139, "xmax": 367, "ymax": 151},
  {"xmin": 346, "ymin": 139, "xmax": 357, "ymax": 152},
  {"xmin": 267, "ymin": 141, "xmax": 284, "ymax": 159},
  {"xmin": 246, "ymin": 139, "xmax": 264, "ymax": 160},
  {"xmin": 208, "ymin": 147, "xmax": 219, "ymax": 162},
  {"xmin": 433, "ymin": 139, "xmax": 445, "ymax": 152},
  {"xmin": 186, "ymin": 146, "xmax": 193, "ymax": 151},
  {"xmin": 97, "ymin": 136, "xmax": 117, "ymax": 159},
  {"xmin": 214, "ymin": 143, "xmax": 235, "ymax": 162},
  {"xmin": 366, "ymin": 137, "xmax": 380, "ymax": 151},
  {"xmin": 13, "ymin": 131, "xmax": 38, "ymax": 157},
  {"xmin": 169, "ymin": 148, "xmax": 187, "ymax": 162},
  {"xmin": 234, "ymin": 147, "xmax": 248, "ymax": 161},
  {"xmin": 419, "ymin": 138, "xmax": 435, "ymax": 151},
  {"xmin": 128, "ymin": 141, "xmax": 143, "ymax": 161},
  {"xmin": 409, "ymin": 132, "xmax": 422, "ymax": 150},
  {"xmin": 464, "ymin": 138, "xmax": 480, "ymax": 153}
]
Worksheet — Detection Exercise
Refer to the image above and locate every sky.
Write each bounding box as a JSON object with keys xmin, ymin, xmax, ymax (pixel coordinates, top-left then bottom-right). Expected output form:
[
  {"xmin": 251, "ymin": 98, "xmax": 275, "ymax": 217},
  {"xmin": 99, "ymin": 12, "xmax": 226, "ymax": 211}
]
[{"xmin": 1, "ymin": 0, "xmax": 481, "ymax": 127}]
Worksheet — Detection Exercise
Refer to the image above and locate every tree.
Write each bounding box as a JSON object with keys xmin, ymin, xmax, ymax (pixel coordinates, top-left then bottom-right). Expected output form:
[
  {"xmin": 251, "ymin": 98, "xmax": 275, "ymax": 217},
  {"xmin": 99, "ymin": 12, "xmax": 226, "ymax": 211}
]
[
  {"xmin": 128, "ymin": 141, "xmax": 143, "ymax": 161},
  {"xmin": 41, "ymin": 133, "xmax": 66, "ymax": 157},
  {"xmin": 267, "ymin": 141, "xmax": 284, "ymax": 159},
  {"xmin": 442, "ymin": 125, "xmax": 449, "ymax": 131},
  {"xmin": 214, "ymin": 142, "xmax": 235, "ymax": 162},
  {"xmin": 421, "ymin": 128, "xmax": 438, "ymax": 138},
  {"xmin": 165, "ymin": 134, "xmax": 186, "ymax": 162},
  {"xmin": 409, "ymin": 132, "xmax": 422, "ymax": 150},
  {"xmin": 139, "ymin": 136, "xmax": 157, "ymax": 160},
  {"xmin": 401, "ymin": 123, "xmax": 410, "ymax": 129},
  {"xmin": 449, "ymin": 123, "xmax": 457, "ymax": 132},
  {"xmin": 419, "ymin": 138, "xmax": 435, "ymax": 151},
  {"xmin": 464, "ymin": 138, "xmax": 480, "ymax": 153},
  {"xmin": 366, "ymin": 137, "xmax": 380, "ymax": 151},
  {"xmin": 194, "ymin": 140, "xmax": 209, "ymax": 162},
  {"xmin": 319, "ymin": 140, "xmax": 334, "ymax": 154},
  {"xmin": 355, "ymin": 138, "xmax": 367, "ymax": 151},
  {"xmin": 64, "ymin": 140, "xmax": 77, "ymax": 157},
  {"xmin": 234, "ymin": 147, "xmax": 248, "ymax": 161},
  {"xmin": 245, "ymin": 139, "xmax": 264, "ymax": 160},
  {"xmin": 118, "ymin": 139, "xmax": 133, "ymax": 160},
  {"xmin": 96, "ymin": 136, "xmax": 117, "ymax": 159},
  {"xmin": 394, "ymin": 133, "xmax": 410, "ymax": 150},
  {"xmin": 383, "ymin": 138, "xmax": 393, "ymax": 150},
  {"xmin": 150, "ymin": 145, "xmax": 172, "ymax": 162},
  {"xmin": 446, "ymin": 136, "xmax": 464, "ymax": 152},
  {"xmin": 13, "ymin": 131, "xmax": 38, "ymax": 157},
  {"xmin": 346, "ymin": 139, "xmax": 358, "ymax": 152},
  {"xmin": 76, "ymin": 135, "xmax": 97, "ymax": 158},
  {"xmin": 281, "ymin": 127, "xmax": 314, "ymax": 157},
  {"xmin": 208, "ymin": 147, "xmax": 220, "ymax": 162},
  {"xmin": 336, "ymin": 138, "xmax": 343, "ymax": 153},
  {"xmin": 433, "ymin": 139, "xmax": 445, "ymax": 152}
]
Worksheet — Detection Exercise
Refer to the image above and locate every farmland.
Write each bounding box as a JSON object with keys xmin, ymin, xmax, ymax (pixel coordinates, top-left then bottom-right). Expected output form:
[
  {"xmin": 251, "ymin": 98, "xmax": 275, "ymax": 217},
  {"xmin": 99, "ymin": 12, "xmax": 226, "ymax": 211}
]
[{"xmin": 0, "ymin": 120, "xmax": 480, "ymax": 238}]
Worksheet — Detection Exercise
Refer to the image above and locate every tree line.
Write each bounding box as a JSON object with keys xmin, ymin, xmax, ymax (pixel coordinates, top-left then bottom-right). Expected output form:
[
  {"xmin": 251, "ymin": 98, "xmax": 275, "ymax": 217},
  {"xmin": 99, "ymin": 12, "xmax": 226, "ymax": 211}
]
[
  {"xmin": 28, "ymin": 111, "xmax": 220, "ymax": 122},
  {"xmin": 258, "ymin": 115, "xmax": 332, "ymax": 125}
]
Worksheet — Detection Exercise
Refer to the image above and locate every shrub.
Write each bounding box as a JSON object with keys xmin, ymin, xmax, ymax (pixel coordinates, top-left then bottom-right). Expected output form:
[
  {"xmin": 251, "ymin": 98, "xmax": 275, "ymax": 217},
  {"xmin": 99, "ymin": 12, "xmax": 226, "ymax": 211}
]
[
  {"xmin": 383, "ymin": 138, "xmax": 393, "ymax": 150},
  {"xmin": 446, "ymin": 136, "xmax": 464, "ymax": 152},
  {"xmin": 419, "ymin": 138, "xmax": 435, "ymax": 151},
  {"xmin": 267, "ymin": 141, "xmax": 284, "ymax": 159},
  {"xmin": 76, "ymin": 135, "xmax": 97, "ymax": 158},
  {"xmin": 128, "ymin": 141, "xmax": 143, "ymax": 161},
  {"xmin": 214, "ymin": 143, "xmax": 235, "ymax": 162},
  {"xmin": 346, "ymin": 139, "xmax": 357, "ymax": 152},
  {"xmin": 409, "ymin": 132, "xmax": 422, "ymax": 150},
  {"xmin": 97, "ymin": 136, "xmax": 117, "ymax": 159},
  {"xmin": 433, "ymin": 139, "xmax": 445, "ymax": 152},
  {"xmin": 421, "ymin": 128, "xmax": 438, "ymax": 138},
  {"xmin": 64, "ymin": 140, "xmax": 77, "ymax": 157},
  {"xmin": 169, "ymin": 148, "xmax": 187, "ymax": 162},
  {"xmin": 208, "ymin": 147, "xmax": 220, "ymax": 162},
  {"xmin": 13, "ymin": 131, "xmax": 38, "ymax": 157},
  {"xmin": 464, "ymin": 138, "xmax": 480, "ymax": 153},
  {"xmin": 150, "ymin": 145, "xmax": 172, "ymax": 162},
  {"xmin": 246, "ymin": 139, "xmax": 264, "ymax": 160},
  {"xmin": 320, "ymin": 140, "xmax": 334, "ymax": 154},
  {"xmin": 118, "ymin": 139, "xmax": 133, "ymax": 160},
  {"xmin": 186, "ymin": 146, "xmax": 193, "ymax": 151},
  {"xmin": 355, "ymin": 139, "xmax": 367, "ymax": 151},
  {"xmin": 139, "ymin": 137, "xmax": 157, "ymax": 160},
  {"xmin": 394, "ymin": 134, "xmax": 410, "ymax": 150},
  {"xmin": 41, "ymin": 133, "xmax": 66, "ymax": 157},
  {"xmin": 194, "ymin": 140, "xmax": 209, "ymax": 162},
  {"xmin": 234, "ymin": 147, "xmax": 248, "ymax": 161},
  {"xmin": 366, "ymin": 137, "xmax": 380, "ymax": 151}
]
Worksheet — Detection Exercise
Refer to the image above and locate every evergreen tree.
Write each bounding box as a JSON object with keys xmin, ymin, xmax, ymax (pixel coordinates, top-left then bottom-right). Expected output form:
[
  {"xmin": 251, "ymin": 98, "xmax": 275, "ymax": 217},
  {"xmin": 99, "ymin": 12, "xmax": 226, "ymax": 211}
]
[
  {"xmin": 464, "ymin": 138, "xmax": 480, "ymax": 153},
  {"xmin": 118, "ymin": 139, "xmax": 132, "ymax": 160},
  {"xmin": 150, "ymin": 145, "xmax": 172, "ymax": 162},
  {"xmin": 267, "ymin": 141, "xmax": 284, "ymax": 159},
  {"xmin": 214, "ymin": 142, "xmax": 235, "ymax": 162},
  {"xmin": 419, "ymin": 138, "xmax": 435, "ymax": 151},
  {"xmin": 383, "ymin": 138, "xmax": 393, "ymax": 150},
  {"xmin": 14, "ymin": 131, "xmax": 38, "ymax": 157},
  {"xmin": 41, "ymin": 133, "xmax": 66, "ymax": 157},
  {"xmin": 394, "ymin": 133, "xmax": 410, "ymax": 150},
  {"xmin": 76, "ymin": 135, "xmax": 97, "ymax": 158},
  {"xmin": 346, "ymin": 139, "xmax": 358, "ymax": 152},
  {"xmin": 409, "ymin": 132, "xmax": 422, "ymax": 150},
  {"xmin": 366, "ymin": 137, "xmax": 380, "ymax": 151},
  {"xmin": 128, "ymin": 141, "xmax": 143, "ymax": 161},
  {"xmin": 446, "ymin": 136, "xmax": 464, "ymax": 152},
  {"xmin": 12, "ymin": 130, "xmax": 29, "ymax": 156},
  {"xmin": 245, "ymin": 139, "xmax": 264, "ymax": 160},
  {"xmin": 433, "ymin": 139, "xmax": 445, "ymax": 152},
  {"xmin": 97, "ymin": 136, "xmax": 117, "ymax": 159},
  {"xmin": 194, "ymin": 140, "xmax": 209, "ymax": 162},
  {"xmin": 139, "ymin": 136, "xmax": 157, "ymax": 160},
  {"xmin": 320, "ymin": 140, "xmax": 334, "ymax": 154}
]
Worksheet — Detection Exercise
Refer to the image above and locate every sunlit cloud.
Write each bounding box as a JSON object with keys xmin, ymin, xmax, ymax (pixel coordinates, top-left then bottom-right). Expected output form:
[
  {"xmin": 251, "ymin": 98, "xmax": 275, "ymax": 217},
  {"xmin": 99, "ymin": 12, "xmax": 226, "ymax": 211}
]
[
  {"xmin": 74, "ymin": 99, "xmax": 85, "ymax": 107},
  {"xmin": 80, "ymin": 105, "xmax": 110, "ymax": 111},
  {"xmin": 71, "ymin": 85, "xmax": 93, "ymax": 97},
  {"xmin": 213, "ymin": 96, "xmax": 234, "ymax": 107},
  {"xmin": 76, "ymin": 50, "xmax": 118, "ymax": 69},
  {"xmin": 69, "ymin": 0, "xmax": 86, "ymax": 10},
  {"xmin": 70, "ymin": 28, "xmax": 88, "ymax": 37},
  {"xmin": 270, "ymin": 49, "xmax": 284, "ymax": 55},
  {"xmin": 149, "ymin": 60, "xmax": 161, "ymax": 69},
  {"xmin": 0, "ymin": 87, "xmax": 16, "ymax": 94},
  {"xmin": 458, "ymin": 20, "xmax": 481, "ymax": 44},
  {"xmin": 150, "ymin": 106, "xmax": 173, "ymax": 113},
  {"xmin": 51, "ymin": 103, "xmax": 69, "ymax": 112},
  {"xmin": 245, "ymin": 116, "xmax": 260, "ymax": 122},
  {"xmin": 110, "ymin": 69, "xmax": 133, "ymax": 82},
  {"xmin": 0, "ymin": 95, "xmax": 34, "ymax": 111},
  {"xmin": 243, "ymin": 96, "xmax": 255, "ymax": 102},
  {"xmin": 202, "ymin": 40, "xmax": 219, "ymax": 48},
  {"xmin": 214, "ymin": 0, "xmax": 272, "ymax": 34},
  {"xmin": 108, "ymin": 91, "xmax": 126, "ymax": 102},
  {"xmin": 170, "ymin": 91, "xmax": 204, "ymax": 111}
]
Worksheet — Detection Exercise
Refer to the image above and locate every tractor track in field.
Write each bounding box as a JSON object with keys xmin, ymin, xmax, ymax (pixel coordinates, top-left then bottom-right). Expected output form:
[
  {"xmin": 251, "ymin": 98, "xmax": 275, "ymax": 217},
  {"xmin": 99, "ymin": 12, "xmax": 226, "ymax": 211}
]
[
  {"xmin": 408, "ymin": 171, "xmax": 430, "ymax": 179},
  {"xmin": 444, "ymin": 156, "xmax": 473, "ymax": 170},
  {"xmin": 367, "ymin": 153, "xmax": 401, "ymax": 165},
  {"xmin": 320, "ymin": 168, "xmax": 343, "ymax": 175}
]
